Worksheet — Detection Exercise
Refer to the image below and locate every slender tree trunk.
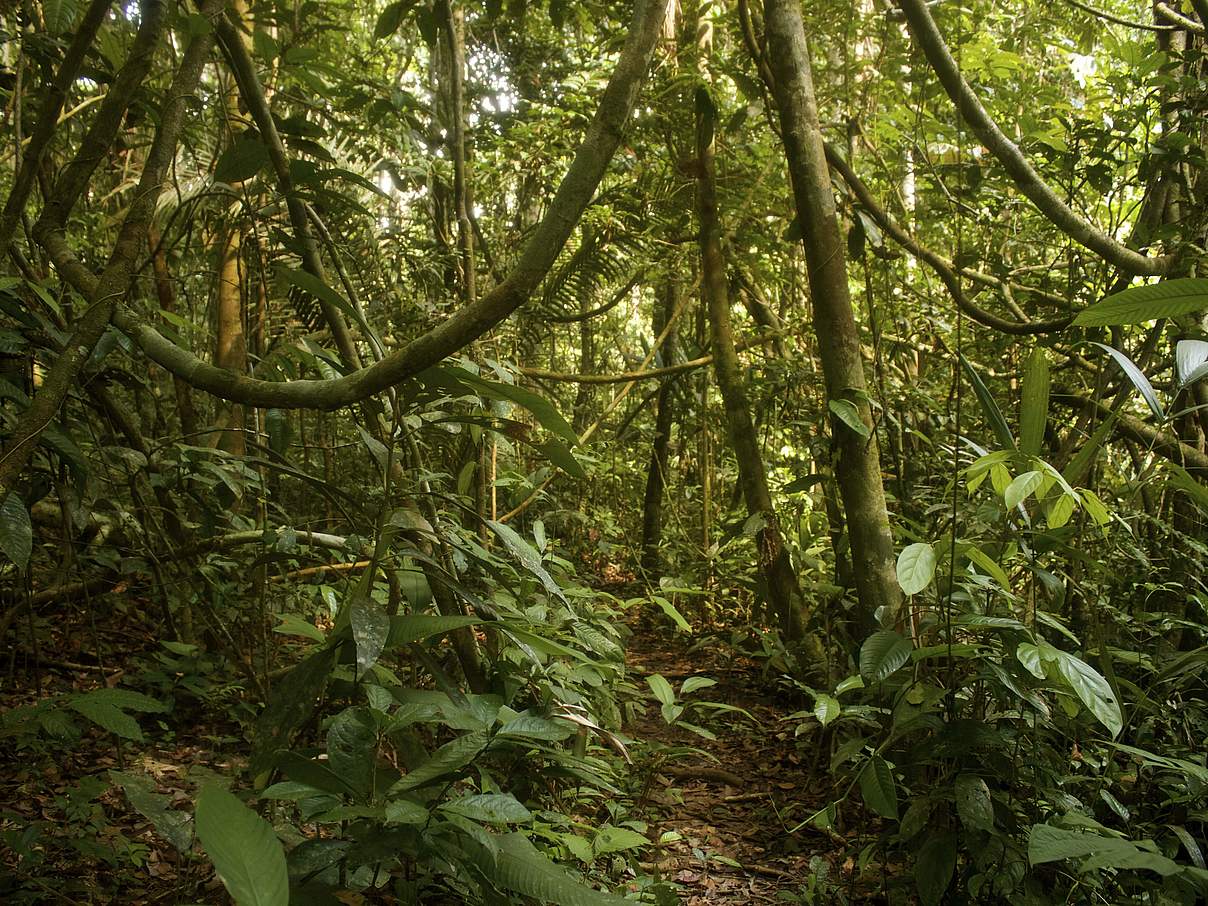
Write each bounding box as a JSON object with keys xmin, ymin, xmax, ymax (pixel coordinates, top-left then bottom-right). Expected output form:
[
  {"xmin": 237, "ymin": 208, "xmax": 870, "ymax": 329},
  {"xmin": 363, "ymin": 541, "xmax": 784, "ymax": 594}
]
[
  {"xmin": 764, "ymin": 0, "xmax": 901, "ymax": 630},
  {"xmin": 695, "ymin": 88, "xmax": 805, "ymax": 639},
  {"xmin": 641, "ymin": 277, "xmax": 680, "ymax": 578},
  {"xmin": 213, "ymin": 222, "xmax": 246, "ymax": 455},
  {"xmin": 148, "ymin": 225, "xmax": 199, "ymax": 438}
]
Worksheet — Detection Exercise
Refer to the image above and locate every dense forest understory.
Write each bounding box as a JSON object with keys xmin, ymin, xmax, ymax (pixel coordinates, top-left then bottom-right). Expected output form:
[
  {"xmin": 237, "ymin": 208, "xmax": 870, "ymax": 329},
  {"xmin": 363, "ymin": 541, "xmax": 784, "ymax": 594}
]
[{"xmin": 1, "ymin": 0, "xmax": 1207, "ymax": 903}]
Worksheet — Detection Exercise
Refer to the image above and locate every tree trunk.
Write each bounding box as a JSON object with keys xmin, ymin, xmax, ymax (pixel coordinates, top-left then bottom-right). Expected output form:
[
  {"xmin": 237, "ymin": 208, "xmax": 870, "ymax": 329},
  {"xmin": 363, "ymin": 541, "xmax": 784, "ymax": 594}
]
[
  {"xmin": 764, "ymin": 0, "xmax": 901, "ymax": 631},
  {"xmin": 695, "ymin": 88, "xmax": 805, "ymax": 639},
  {"xmin": 213, "ymin": 222, "xmax": 246, "ymax": 456},
  {"xmin": 640, "ymin": 277, "xmax": 680, "ymax": 578}
]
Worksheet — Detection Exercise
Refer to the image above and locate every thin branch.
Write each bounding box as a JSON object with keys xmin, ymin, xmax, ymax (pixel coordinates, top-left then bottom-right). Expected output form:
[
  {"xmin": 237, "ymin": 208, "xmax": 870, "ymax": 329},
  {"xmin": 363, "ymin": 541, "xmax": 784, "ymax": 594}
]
[
  {"xmin": 824, "ymin": 144, "xmax": 1073, "ymax": 334},
  {"xmin": 1154, "ymin": 1, "xmax": 1205, "ymax": 32},
  {"xmin": 1062, "ymin": 0, "xmax": 1176, "ymax": 32}
]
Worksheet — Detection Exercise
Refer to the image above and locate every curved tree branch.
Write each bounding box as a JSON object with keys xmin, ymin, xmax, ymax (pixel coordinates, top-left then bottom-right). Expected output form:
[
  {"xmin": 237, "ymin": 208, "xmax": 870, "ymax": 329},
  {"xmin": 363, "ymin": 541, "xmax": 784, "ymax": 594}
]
[
  {"xmin": 823, "ymin": 144, "xmax": 1073, "ymax": 334},
  {"xmin": 1154, "ymin": 2, "xmax": 1204, "ymax": 33},
  {"xmin": 896, "ymin": 0, "xmax": 1172, "ymax": 276},
  {"xmin": 0, "ymin": 0, "xmax": 223, "ymax": 498},
  {"xmin": 110, "ymin": 0, "xmax": 671, "ymax": 410},
  {"xmin": 0, "ymin": 0, "xmax": 113, "ymax": 255}
]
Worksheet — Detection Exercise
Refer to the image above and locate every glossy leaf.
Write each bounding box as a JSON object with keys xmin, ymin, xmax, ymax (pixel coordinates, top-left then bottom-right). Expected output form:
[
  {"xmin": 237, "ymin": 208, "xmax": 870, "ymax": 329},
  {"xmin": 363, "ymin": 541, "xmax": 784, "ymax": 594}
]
[
  {"xmin": 195, "ymin": 785, "xmax": 289, "ymax": 906},
  {"xmin": 1073, "ymin": 277, "xmax": 1208, "ymax": 326},
  {"xmin": 0, "ymin": 492, "xmax": 32, "ymax": 571},
  {"xmin": 954, "ymin": 774, "xmax": 994, "ymax": 831},
  {"xmin": 860, "ymin": 630, "xmax": 912, "ymax": 682},
  {"xmin": 1090, "ymin": 342, "xmax": 1165, "ymax": 422},
  {"xmin": 828, "ymin": 398, "xmax": 870, "ymax": 437},
  {"xmin": 1019, "ymin": 348, "xmax": 1050, "ymax": 455},
  {"xmin": 896, "ymin": 542, "xmax": 937, "ymax": 595},
  {"xmin": 960, "ymin": 354, "xmax": 1016, "ymax": 450},
  {"xmin": 858, "ymin": 755, "xmax": 898, "ymax": 820},
  {"xmin": 915, "ymin": 832, "xmax": 957, "ymax": 906}
]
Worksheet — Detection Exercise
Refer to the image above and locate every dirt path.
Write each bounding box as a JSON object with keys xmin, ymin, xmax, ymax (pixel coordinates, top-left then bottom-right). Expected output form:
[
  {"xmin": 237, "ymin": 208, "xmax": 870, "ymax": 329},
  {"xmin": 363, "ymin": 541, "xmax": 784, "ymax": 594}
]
[{"xmin": 624, "ymin": 624, "xmax": 854, "ymax": 904}]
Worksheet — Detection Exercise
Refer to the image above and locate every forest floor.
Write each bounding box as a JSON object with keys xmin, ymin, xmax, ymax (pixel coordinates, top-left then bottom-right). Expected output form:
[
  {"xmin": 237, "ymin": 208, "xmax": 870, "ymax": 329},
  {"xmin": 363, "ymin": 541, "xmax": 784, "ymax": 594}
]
[
  {"xmin": 0, "ymin": 605, "xmax": 871, "ymax": 904},
  {"xmin": 623, "ymin": 622, "xmax": 863, "ymax": 904}
]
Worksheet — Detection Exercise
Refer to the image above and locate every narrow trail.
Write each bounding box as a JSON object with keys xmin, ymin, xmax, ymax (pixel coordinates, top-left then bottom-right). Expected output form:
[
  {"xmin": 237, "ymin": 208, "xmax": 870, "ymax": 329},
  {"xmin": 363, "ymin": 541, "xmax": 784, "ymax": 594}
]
[{"xmin": 623, "ymin": 622, "xmax": 853, "ymax": 903}]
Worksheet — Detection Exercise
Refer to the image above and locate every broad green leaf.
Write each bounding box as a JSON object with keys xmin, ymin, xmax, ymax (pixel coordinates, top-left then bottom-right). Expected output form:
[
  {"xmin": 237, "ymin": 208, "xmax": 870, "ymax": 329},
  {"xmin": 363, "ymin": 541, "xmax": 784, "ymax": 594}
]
[
  {"xmin": 1073, "ymin": 277, "xmax": 1208, "ymax": 327},
  {"xmin": 1080, "ymin": 489, "xmax": 1112, "ymax": 526},
  {"xmin": 1028, "ymin": 824, "xmax": 1179, "ymax": 875},
  {"xmin": 962, "ymin": 546, "xmax": 1011, "ymax": 589},
  {"xmin": 0, "ymin": 492, "xmax": 32, "ymax": 571},
  {"xmin": 960, "ymin": 354, "xmax": 1016, "ymax": 450},
  {"xmin": 385, "ymin": 799, "xmax": 429, "ymax": 825},
  {"xmin": 1016, "ymin": 643, "xmax": 1046, "ymax": 679},
  {"xmin": 646, "ymin": 674, "xmax": 676, "ymax": 706},
  {"xmin": 954, "ymin": 774, "xmax": 994, "ymax": 831},
  {"xmin": 441, "ymin": 792, "xmax": 532, "ymax": 824},
  {"xmin": 1166, "ymin": 463, "xmax": 1208, "ymax": 512},
  {"xmin": 42, "ymin": 0, "xmax": 77, "ymax": 35},
  {"xmin": 1090, "ymin": 342, "xmax": 1165, "ymax": 422},
  {"xmin": 274, "ymin": 752, "xmax": 357, "ymax": 797},
  {"xmin": 1046, "ymin": 492, "xmax": 1077, "ymax": 528},
  {"xmin": 110, "ymin": 771, "xmax": 194, "ymax": 852},
  {"xmin": 1176, "ymin": 339, "xmax": 1208, "ymax": 387},
  {"xmin": 1050, "ymin": 649, "xmax": 1123, "ymax": 737},
  {"xmin": 498, "ymin": 714, "xmax": 574, "ymax": 741},
  {"xmin": 828, "ymin": 398, "xmax": 870, "ymax": 437},
  {"xmin": 351, "ymin": 597, "xmax": 390, "ymax": 679},
  {"xmin": 1004, "ymin": 470, "xmax": 1044, "ymax": 510},
  {"xmin": 858, "ymin": 755, "xmax": 898, "ymax": 820},
  {"xmin": 273, "ymin": 613, "xmax": 326, "ymax": 643},
  {"xmin": 650, "ymin": 594, "xmax": 691, "ymax": 632},
  {"xmin": 896, "ymin": 542, "xmax": 936, "ymax": 595},
  {"xmin": 327, "ymin": 707, "xmax": 377, "ymax": 799},
  {"xmin": 536, "ymin": 439, "xmax": 586, "ymax": 479},
  {"xmin": 374, "ymin": 0, "xmax": 417, "ymax": 39},
  {"xmin": 680, "ymin": 676, "xmax": 717, "ymax": 696},
  {"xmin": 592, "ymin": 825, "xmax": 648, "ymax": 855},
  {"xmin": 214, "ymin": 136, "xmax": 271, "ymax": 184},
  {"xmin": 282, "ymin": 267, "xmax": 368, "ymax": 337},
  {"xmin": 68, "ymin": 689, "xmax": 165, "ymax": 741},
  {"xmin": 490, "ymin": 832, "xmax": 631, "ymax": 905},
  {"xmin": 1019, "ymin": 348, "xmax": 1050, "ymax": 456},
  {"xmin": 860, "ymin": 630, "xmax": 912, "ymax": 682},
  {"xmin": 915, "ymin": 832, "xmax": 957, "ymax": 906},
  {"xmin": 249, "ymin": 646, "xmax": 338, "ymax": 781},
  {"xmin": 392, "ymin": 731, "xmax": 487, "ymax": 791},
  {"xmin": 489, "ymin": 520, "xmax": 567, "ymax": 603},
  {"xmin": 388, "ymin": 614, "xmax": 478, "ymax": 646},
  {"xmin": 813, "ymin": 693, "xmax": 840, "ymax": 727},
  {"xmin": 438, "ymin": 366, "xmax": 579, "ymax": 445},
  {"xmin": 195, "ymin": 785, "xmax": 289, "ymax": 906}
]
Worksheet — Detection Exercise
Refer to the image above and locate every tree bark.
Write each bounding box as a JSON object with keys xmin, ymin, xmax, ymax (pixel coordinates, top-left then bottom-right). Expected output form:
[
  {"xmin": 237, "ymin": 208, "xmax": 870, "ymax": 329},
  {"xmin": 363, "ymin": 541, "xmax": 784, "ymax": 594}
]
[
  {"xmin": 640, "ymin": 277, "xmax": 680, "ymax": 578},
  {"xmin": 695, "ymin": 88, "xmax": 805, "ymax": 639},
  {"xmin": 764, "ymin": 0, "xmax": 901, "ymax": 630}
]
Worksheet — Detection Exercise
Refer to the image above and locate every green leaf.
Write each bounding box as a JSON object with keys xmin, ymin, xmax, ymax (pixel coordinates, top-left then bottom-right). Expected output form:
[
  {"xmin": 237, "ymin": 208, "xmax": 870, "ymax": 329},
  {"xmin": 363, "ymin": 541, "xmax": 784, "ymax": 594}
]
[
  {"xmin": 273, "ymin": 613, "xmax": 326, "ymax": 643},
  {"xmin": 896, "ymin": 542, "xmax": 936, "ymax": 595},
  {"xmin": 280, "ymin": 267, "xmax": 365, "ymax": 333},
  {"xmin": 214, "ymin": 136, "xmax": 271, "ymax": 184},
  {"xmin": 0, "ymin": 492, "xmax": 32, "ymax": 572},
  {"xmin": 195, "ymin": 786, "xmax": 289, "ymax": 906},
  {"xmin": 1047, "ymin": 492, "xmax": 1077, "ymax": 528},
  {"xmin": 646, "ymin": 674, "xmax": 676, "ymax": 706},
  {"xmin": 592, "ymin": 825, "xmax": 648, "ymax": 855},
  {"xmin": 1073, "ymin": 277, "xmax": 1208, "ymax": 327},
  {"xmin": 1090, "ymin": 342, "xmax": 1165, "ymax": 421},
  {"xmin": 351, "ymin": 597, "xmax": 390, "ymax": 679},
  {"xmin": 650, "ymin": 595, "xmax": 692, "ymax": 632},
  {"xmin": 42, "ymin": 0, "xmax": 78, "ymax": 35},
  {"xmin": 327, "ymin": 707, "xmax": 377, "ymax": 799},
  {"xmin": 954, "ymin": 774, "xmax": 994, "ymax": 831},
  {"xmin": 1028, "ymin": 824, "xmax": 1179, "ymax": 876},
  {"xmin": 385, "ymin": 799, "xmax": 429, "ymax": 825},
  {"xmin": 1176, "ymin": 339, "xmax": 1208, "ymax": 387},
  {"xmin": 68, "ymin": 689, "xmax": 165, "ymax": 741},
  {"xmin": 1019, "ymin": 348, "xmax": 1050, "ymax": 456},
  {"xmin": 489, "ymin": 520, "xmax": 567, "ymax": 603},
  {"xmin": 1050, "ymin": 648, "xmax": 1123, "ymax": 737},
  {"xmin": 249, "ymin": 646, "xmax": 338, "ymax": 781},
  {"xmin": 440, "ymin": 366, "xmax": 579, "ymax": 445},
  {"xmin": 498, "ymin": 714, "xmax": 575, "ymax": 741},
  {"xmin": 859, "ymin": 630, "xmax": 912, "ymax": 682},
  {"xmin": 1062, "ymin": 411, "xmax": 1117, "ymax": 487},
  {"xmin": 1004, "ymin": 470, "xmax": 1044, "ymax": 510},
  {"xmin": 680, "ymin": 676, "xmax": 717, "ymax": 696},
  {"xmin": 962, "ymin": 546, "xmax": 1011, "ymax": 589},
  {"xmin": 490, "ymin": 832, "xmax": 631, "ymax": 905},
  {"xmin": 960, "ymin": 354, "xmax": 1016, "ymax": 450},
  {"xmin": 374, "ymin": 0, "xmax": 417, "ymax": 39},
  {"xmin": 388, "ymin": 613, "xmax": 478, "ymax": 646},
  {"xmin": 110, "ymin": 771, "xmax": 194, "ymax": 852},
  {"xmin": 915, "ymin": 832, "xmax": 957, "ymax": 906},
  {"xmin": 828, "ymin": 398, "xmax": 870, "ymax": 437},
  {"xmin": 813, "ymin": 693, "xmax": 840, "ymax": 727},
  {"xmin": 535, "ymin": 439, "xmax": 586, "ymax": 479},
  {"xmin": 441, "ymin": 792, "xmax": 532, "ymax": 824},
  {"xmin": 858, "ymin": 755, "xmax": 898, "ymax": 820},
  {"xmin": 392, "ymin": 731, "xmax": 487, "ymax": 791}
]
